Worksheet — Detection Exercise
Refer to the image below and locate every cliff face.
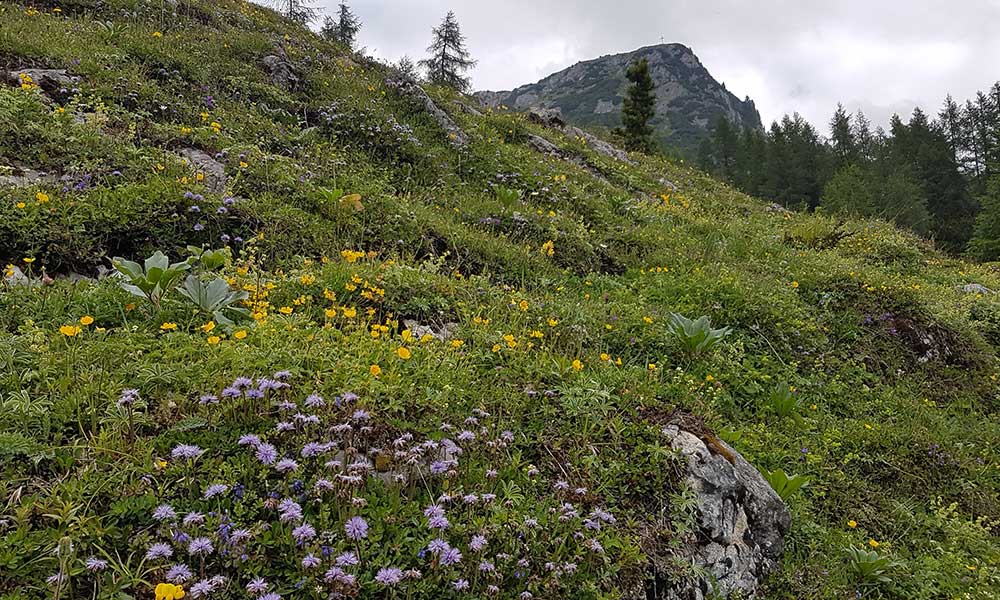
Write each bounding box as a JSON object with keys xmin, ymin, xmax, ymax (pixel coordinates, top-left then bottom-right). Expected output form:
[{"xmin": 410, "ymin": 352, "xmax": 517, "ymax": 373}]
[{"xmin": 477, "ymin": 43, "xmax": 762, "ymax": 155}]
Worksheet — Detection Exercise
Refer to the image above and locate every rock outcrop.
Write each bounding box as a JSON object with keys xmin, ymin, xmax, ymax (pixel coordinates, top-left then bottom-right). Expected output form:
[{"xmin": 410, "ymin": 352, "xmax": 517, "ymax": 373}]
[
  {"xmin": 262, "ymin": 50, "xmax": 299, "ymax": 91},
  {"xmin": 526, "ymin": 107, "xmax": 631, "ymax": 164},
  {"xmin": 385, "ymin": 77, "xmax": 469, "ymax": 149},
  {"xmin": 178, "ymin": 148, "xmax": 228, "ymax": 194},
  {"xmin": 654, "ymin": 425, "xmax": 790, "ymax": 599}
]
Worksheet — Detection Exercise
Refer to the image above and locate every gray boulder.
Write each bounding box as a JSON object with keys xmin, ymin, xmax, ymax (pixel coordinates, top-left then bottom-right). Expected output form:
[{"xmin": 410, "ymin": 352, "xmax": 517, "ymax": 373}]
[
  {"xmin": 262, "ymin": 52, "xmax": 299, "ymax": 91},
  {"xmin": 527, "ymin": 107, "xmax": 566, "ymax": 128},
  {"xmin": 178, "ymin": 148, "xmax": 228, "ymax": 194},
  {"xmin": 657, "ymin": 425, "xmax": 790, "ymax": 599},
  {"xmin": 958, "ymin": 283, "xmax": 993, "ymax": 295}
]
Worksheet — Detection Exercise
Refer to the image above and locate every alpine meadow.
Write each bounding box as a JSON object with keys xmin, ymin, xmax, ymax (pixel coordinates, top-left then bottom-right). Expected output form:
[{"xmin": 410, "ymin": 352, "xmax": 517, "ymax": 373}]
[{"xmin": 1, "ymin": 2, "xmax": 1000, "ymax": 600}]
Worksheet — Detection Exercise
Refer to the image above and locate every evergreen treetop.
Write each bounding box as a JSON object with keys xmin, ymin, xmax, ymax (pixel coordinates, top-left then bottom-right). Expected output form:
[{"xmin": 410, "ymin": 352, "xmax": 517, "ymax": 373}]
[{"xmin": 419, "ymin": 11, "xmax": 476, "ymax": 92}]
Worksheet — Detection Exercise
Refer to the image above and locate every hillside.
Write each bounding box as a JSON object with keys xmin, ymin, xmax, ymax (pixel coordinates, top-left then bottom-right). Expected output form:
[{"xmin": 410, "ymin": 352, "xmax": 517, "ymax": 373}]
[
  {"xmin": 476, "ymin": 44, "xmax": 763, "ymax": 156},
  {"xmin": 2, "ymin": 2, "xmax": 1000, "ymax": 600}
]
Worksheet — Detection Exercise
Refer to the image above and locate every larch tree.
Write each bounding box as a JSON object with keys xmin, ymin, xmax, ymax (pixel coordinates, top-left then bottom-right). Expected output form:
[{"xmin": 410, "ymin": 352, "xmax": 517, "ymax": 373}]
[
  {"xmin": 321, "ymin": 2, "xmax": 361, "ymax": 49},
  {"xmin": 418, "ymin": 12, "xmax": 476, "ymax": 92}
]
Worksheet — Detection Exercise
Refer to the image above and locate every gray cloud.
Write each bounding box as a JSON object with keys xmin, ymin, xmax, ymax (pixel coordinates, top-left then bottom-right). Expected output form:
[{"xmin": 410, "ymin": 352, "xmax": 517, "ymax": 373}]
[{"xmin": 315, "ymin": 0, "xmax": 1000, "ymax": 130}]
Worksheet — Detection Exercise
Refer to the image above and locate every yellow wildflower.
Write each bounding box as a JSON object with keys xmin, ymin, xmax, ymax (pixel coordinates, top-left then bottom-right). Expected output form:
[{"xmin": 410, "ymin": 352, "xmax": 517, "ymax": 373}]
[
  {"xmin": 547, "ymin": 318, "xmax": 559, "ymax": 327},
  {"xmin": 79, "ymin": 315, "xmax": 94, "ymax": 326},
  {"xmin": 234, "ymin": 330, "xmax": 248, "ymax": 340},
  {"xmin": 397, "ymin": 347, "xmax": 412, "ymax": 360},
  {"xmin": 279, "ymin": 306, "xmax": 293, "ymax": 315},
  {"xmin": 450, "ymin": 340, "xmax": 465, "ymax": 349},
  {"xmin": 848, "ymin": 520, "xmax": 857, "ymax": 529},
  {"xmin": 155, "ymin": 583, "xmax": 185, "ymax": 600},
  {"xmin": 540, "ymin": 240, "xmax": 555, "ymax": 256},
  {"xmin": 572, "ymin": 359, "xmax": 583, "ymax": 372},
  {"xmin": 59, "ymin": 325, "xmax": 82, "ymax": 337},
  {"xmin": 15, "ymin": 201, "xmax": 26, "ymax": 209},
  {"xmin": 152, "ymin": 31, "xmax": 163, "ymax": 38},
  {"xmin": 518, "ymin": 300, "xmax": 529, "ymax": 312},
  {"xmin": 369, "ymin": 364, "xmax": 382, "ymax": 377},
  {"xmin": 200, "ymin": 321, "xmax": 216, "ymax": 333},
  {"xmin": 868, "ymin": 539, "xmax": 880, "ymax": 548},
  {"xmin": 206, "ymin": 336, "xmax": 221, "ymax": 345},
  {"xmin": 35, "ymin": 192, "xmax": 49, "ymax": 203}
]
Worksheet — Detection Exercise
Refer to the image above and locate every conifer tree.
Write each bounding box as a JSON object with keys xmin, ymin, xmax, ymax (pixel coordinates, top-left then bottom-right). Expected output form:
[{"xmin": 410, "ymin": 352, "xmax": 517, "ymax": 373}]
[
  {"xmin": 969, "ymin": 177, "xmax": 1000, "ymax": 260},
  {"xmin": 419, "ymin": 12, "xmax": 476, "ymax": 92},
  {"xmin": 621, "ymin": 58, "xmax": 657, "ymax": 153},
  {"xmin": 829, "ymin": 104, "xmax": 857, "ymax": 169},
  {"xmin": 321, "ymin": 2, "xmax": 361, "ymax": 49},
  {"xmin": 396, "ymin": 55, "xmax": 419, "ymax": 81},
  {"xmin": 276, "ymin": 0, "xmax": 316, "ymax": 24}
]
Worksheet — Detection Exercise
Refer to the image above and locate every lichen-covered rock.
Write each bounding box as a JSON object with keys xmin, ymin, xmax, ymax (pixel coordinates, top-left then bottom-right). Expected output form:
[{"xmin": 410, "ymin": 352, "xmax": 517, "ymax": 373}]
[
  {"xmin": 657, "ymin": 425, "xmax": 790, "ymax": 599},
  {"xmin": 5, "ymin": 68, "xmax": 79, "ymax": 102},
  {"xmin": 959, "ymin": 283, "xmax": 993, "ymax": 295},
  {"xmin": 403, "ymin": 320, "xmax": 459, "ymax": 342}
]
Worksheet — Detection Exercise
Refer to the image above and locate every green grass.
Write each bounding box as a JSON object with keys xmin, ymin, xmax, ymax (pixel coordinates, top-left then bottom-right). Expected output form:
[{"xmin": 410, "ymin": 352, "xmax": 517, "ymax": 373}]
[{"xmin": 1, "ymin": 1, "xmax": 1000, "ymax": 598}]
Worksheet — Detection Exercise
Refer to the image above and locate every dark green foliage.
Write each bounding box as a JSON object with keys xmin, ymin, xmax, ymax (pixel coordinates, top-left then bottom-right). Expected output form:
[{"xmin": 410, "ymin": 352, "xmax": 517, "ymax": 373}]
[
  {"xmin": 969, "ymin": 177, "xmax": 1000, "ymax": 260},
  {"xmin": 621, "ymin": 58, "xmax": 657, "ymax": 153},
  {"xmin": 419, "ymin": 11, "xmax": 476, "ymax": 92},
  {"xmin": 822, "ymin": 164, "xmax": 931, "ymax": 235},
  {"xmin": 320, "ymin": 2, "xmax": 361, "ymax": 49}
]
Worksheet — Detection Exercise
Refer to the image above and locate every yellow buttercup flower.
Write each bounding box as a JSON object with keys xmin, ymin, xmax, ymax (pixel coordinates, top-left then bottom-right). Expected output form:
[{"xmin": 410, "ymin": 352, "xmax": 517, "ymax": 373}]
[
  {"xmin": 155, "ymin": 583, "xmax": 185, "ymax": 600},
  {"xmin": 35, "ymin": 191, "xmax": 49, "ymax": 203},
  {"xmin": 233, "ymin": 330, "xmax": 248, "ymax": 340},
  {"xmin": 206, "ymin": 336, "xmax": 221, "ymax": 345},
  {"xmin": 200, "ymin": 321, "xmax": 216, "ymax": 333},
  {"xmin": 396, "ymin": 347, "xmax": 412, "ymax": 360},
  {"xmin": 450, "ymin": 340, "xmax": 465, "ymax": 349},
  {"xmin": 160, "ymin": 322, "xmax": 178, "ymax": 331},
  {"xmin": 279, "ymin": 306, "xmax": 293, "ymax": 315},
  {"xmin": 868, "ymin": 539, "xmax": 880, "ymax": 548},
  {"xmin": 547, "ymin": 318, "xmax": 559, "ymax": 327},
  {"xmin": 369, "ymin": 364, "xmax": 382, "ymax": 377},
  {"xmin": 15, "ymin": 201, "xmax": 26, "ymax": 209},
  {"xmin": 152, "ymin": 31, "xmax": 163, "ymax": 38},
  {"xmin": 518, "ymin": 300, "xmax": 529, "ymax": 312},
  {"xmin": 59, "ymin": 325, "xmax": 82, "ymax": 337},
  {"xmin": 79, "ymin": 315, "xmax": 94, "ymax": 326},
  {"xmin": 572, "ymin": 359, "xmax": 583, "ymax": 372},
  {"xmin": 847, "ymin": 520, "xmax": 857, "ymax": 529}
]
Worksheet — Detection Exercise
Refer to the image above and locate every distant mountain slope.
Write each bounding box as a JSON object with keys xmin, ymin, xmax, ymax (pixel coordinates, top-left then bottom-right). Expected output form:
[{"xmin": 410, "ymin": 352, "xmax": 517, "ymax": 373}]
[{"xmin": 477, "ymin": 43, "xmax": 762, "ymax": 154}]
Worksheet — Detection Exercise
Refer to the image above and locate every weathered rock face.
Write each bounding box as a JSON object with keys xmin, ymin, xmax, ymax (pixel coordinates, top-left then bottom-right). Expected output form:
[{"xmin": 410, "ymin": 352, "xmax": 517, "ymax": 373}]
[
  {"xmin": 959, "ymin": 283, "xmax": 993, "ymax": 295},
  {"xmin": 5, "ymin": 68, "xmax": 79, "ymax": 102},
  {"xmin": 525, "ymin": 107, "xmax": 631, "ymax": 166},
  {"xmin": 385, "ymin": 77, "xmax": 470, "ymax": 149},
  {"xmin": 656, "ymin": 425, "xmax": 790, "ymax": 600},
  {"xmin": 477, "ymin": 43, "xmax": 762, "ymax": 155},
  {"xmin": 178, "ymin": 148, "xmax": 228, "ymax": 194},
  {"xmin": 262, "ymin": 52, "xmax": 299, "ymax": 91}
]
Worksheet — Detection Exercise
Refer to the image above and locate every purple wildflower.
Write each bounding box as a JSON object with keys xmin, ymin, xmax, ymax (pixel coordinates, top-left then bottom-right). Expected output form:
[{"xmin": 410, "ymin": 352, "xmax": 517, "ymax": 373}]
[
  {"xmin": 335, "ymin": 551, "xmax": 359, "ymax": 567},
  {"xmin": 255, "ymin": 443, "xmax": 277, "ymax": 465},
  {"xmin": 452, "ymin": 579, "xmax": 470, "ymax": 591},
  {"xmin": 145, "ymin": 542, "xmax": 173, "ymax": 560},
  {"xmin": 171, "ymin": 444, "xmax": 203, "ymax": 460},
  {"xmin": 153, "ymin": 504, "xmax": 177, "ymax": 521},
  {"xmin": 166, "ymin": 563, "xmax": 193, "ymax": 583},
  {"xmin": 203, "ymin": 484, "xmax": 229, "ymax": 499},
  {"xmin": 344, "ymin": 516, "xmax": 368, "ymax": 540},
  {"xmin": 238, "ymin": 434, "xmax": 261, "ymax": 447},
  {"xmin": 275, "ymin": 458, "xmax": 299, "ymax": 473},
  {"xmin": 427, "ymin": 538, "xmax": 451, "ymax": 554},
  {"xmin": 292, "ymin": 522, "xmax": 316, "ymax": 543},
  {"xmin": 304, "ymin": 394, "xmax": 325, "ymax": 408},
  {"xmin": 375, "ymin": 568, "xmax": 403, "ymax": 586},
  {"xmin": 470, "ymin": 535, "xmax": 487, "ymax": 551},
  {"xmin": 302, "ymin": 554, "xmax": 321, "ymax": 568},
  {"xmin": 246, "ymin": 578, "xmax": 268, "ymax": 594},
  {"xmin": 85, "ymin": 557, "xmax": 108, "ymax": 572},
  {"xmin": 188, "ymin": 537, "xmax": 213, "ymax": 556},
  {"xmin": 198, "ymin": 394, "xmax": 218, "ymax": 405},
  {"xmin": 440, "ymin": 547, "xmax": 462, "ymax": 566},
  {"xmin": 183, "ymin": 512, "xmax": 205, "ymax": 526}
]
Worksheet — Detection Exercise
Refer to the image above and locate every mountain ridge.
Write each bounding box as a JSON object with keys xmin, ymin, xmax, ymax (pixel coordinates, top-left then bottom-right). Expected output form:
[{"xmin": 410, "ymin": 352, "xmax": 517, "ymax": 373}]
[{"xmin": 476, "ymin": 43, "xmax": 762, "ymax": 154}]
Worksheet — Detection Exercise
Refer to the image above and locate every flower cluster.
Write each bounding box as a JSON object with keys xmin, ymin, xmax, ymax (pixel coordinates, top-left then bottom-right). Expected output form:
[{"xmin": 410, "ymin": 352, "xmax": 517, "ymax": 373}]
[{"xmin": 143, "ymin": 373, "xmax": 619, "ymax": 598}]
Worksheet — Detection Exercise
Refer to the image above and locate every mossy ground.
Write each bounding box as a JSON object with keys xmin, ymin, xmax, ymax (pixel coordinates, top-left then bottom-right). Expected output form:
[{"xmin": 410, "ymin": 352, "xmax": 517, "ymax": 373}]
[{"xmin": 1, "ymin": 1, "xmax": 1000, "ymax": 598}]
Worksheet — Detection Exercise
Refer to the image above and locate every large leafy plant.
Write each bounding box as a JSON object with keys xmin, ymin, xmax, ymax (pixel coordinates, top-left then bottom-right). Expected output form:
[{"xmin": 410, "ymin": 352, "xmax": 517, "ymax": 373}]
[
  {"xmin": 667, "ymin": 313, "xmax": 732, "ymax": 355},
  {"xmin": 765, "ymin": 384, "xmax": 805, "ymax": 425},
  {"xmin": 844, "ymin": 546, "xmax": 899, "ymax": 585},
  {"xmin": 176, "ymin": 276, "xmax": 249, "ymax": 326},
  {"xmin": 763, "ymin": 468, "xmax": 810, "ymax": 501},
  {"xmin": 111, "ymin": 252, "xmax": 190, "ymax": 310}
]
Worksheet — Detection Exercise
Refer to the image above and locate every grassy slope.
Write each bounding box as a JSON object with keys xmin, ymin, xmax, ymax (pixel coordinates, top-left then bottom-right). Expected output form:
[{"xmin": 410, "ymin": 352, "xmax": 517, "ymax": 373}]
[{"xmin": 1, "ymin": 1, "xmax": 999, "ymax": 598}]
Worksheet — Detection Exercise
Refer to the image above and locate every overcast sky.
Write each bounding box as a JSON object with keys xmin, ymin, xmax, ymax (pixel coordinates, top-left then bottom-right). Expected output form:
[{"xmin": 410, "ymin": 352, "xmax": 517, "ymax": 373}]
[{"xmin": 316, "ymin": 0, "xmax": 1000, "ymax": 132}]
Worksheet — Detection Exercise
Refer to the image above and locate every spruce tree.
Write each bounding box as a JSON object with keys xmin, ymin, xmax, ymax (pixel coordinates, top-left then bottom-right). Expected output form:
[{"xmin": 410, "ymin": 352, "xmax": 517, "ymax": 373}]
[
  {"xmin": 621, "ymin": 58, "xmax": 657, "ymax": 153},
  {"xmin": 829, "ymin": 104, "xmax": 857, "ymax": 169},
  {"xmin": 419, "ymin": 12, "xmax": 476, "ymax": 92},
  {"xmin": 396, "ymin": 55, "xmax": 418, "ymax": 81},
  {"xmin": 330, "ymin": 3, "xmax": 361, "ymax": 49}
]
